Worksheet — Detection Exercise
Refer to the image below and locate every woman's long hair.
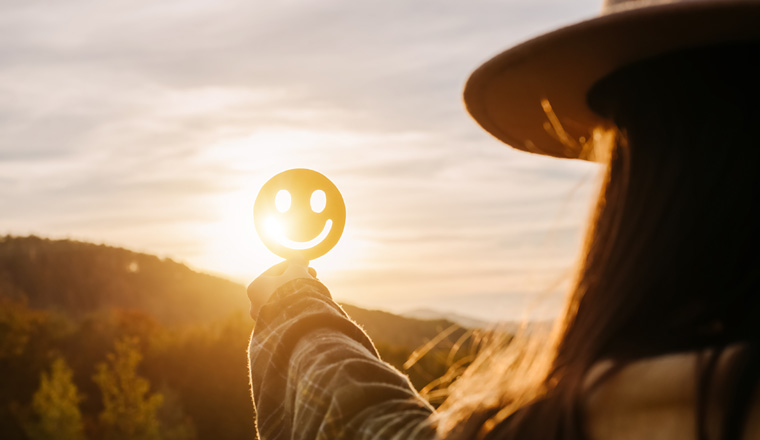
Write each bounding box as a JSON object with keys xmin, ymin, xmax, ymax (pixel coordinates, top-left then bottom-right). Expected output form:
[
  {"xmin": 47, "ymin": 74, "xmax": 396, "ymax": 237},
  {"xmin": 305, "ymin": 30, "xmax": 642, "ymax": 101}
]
[{"xmin": 439, "ymin": 42, "xmax": 760, "ymax": 439}]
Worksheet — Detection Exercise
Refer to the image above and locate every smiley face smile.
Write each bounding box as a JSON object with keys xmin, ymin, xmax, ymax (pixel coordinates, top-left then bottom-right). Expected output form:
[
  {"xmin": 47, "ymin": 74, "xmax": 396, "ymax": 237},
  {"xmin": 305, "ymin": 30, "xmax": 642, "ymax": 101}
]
[{"xmin": 265, "ymin": 218, "xmax": 333, "ymax": 250}]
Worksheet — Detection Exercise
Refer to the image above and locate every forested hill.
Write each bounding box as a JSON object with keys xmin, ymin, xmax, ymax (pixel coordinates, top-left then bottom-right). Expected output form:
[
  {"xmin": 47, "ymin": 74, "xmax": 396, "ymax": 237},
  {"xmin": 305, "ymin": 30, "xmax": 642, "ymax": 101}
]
[
  {"xmin": 0, "ymin": 235, "xmax": 474, "ymax": 440},
  {"xmin": 0, "ymin": 235, "xmax": 248, "ymax": 325},
  {"xmin": 0, "ymin": 235, "xmax": 470, "ymax": 345},
  {"xmin": 342, "ymin": 304, "xmax": 467, "ymax": 350}
]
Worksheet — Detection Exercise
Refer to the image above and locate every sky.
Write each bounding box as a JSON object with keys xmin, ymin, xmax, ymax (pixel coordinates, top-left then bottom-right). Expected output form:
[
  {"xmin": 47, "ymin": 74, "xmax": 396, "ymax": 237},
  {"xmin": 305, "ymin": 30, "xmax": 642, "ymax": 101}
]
[{"xmin": 1, "ymin": 0, "xmax": 604, "ymax": 321}]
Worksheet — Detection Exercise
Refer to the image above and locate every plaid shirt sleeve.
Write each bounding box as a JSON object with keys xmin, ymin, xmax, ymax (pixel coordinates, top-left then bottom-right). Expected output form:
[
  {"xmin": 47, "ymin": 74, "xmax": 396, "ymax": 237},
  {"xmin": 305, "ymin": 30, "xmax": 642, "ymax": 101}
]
[{"xmin": 248, "ymin": 278, "xmax": 439, "ymax": 440}]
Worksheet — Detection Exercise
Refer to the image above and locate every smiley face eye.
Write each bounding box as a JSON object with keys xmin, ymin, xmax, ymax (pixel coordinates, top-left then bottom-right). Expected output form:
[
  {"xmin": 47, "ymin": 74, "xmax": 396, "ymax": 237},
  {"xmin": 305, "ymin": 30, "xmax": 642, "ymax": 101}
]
[
  {"xmin": 310, "ymin": 190, "xmax": 326, "ymax": 213},
  {"xmin": 275, "ymin": 190, "xmax": 291, "ymax": 213}
]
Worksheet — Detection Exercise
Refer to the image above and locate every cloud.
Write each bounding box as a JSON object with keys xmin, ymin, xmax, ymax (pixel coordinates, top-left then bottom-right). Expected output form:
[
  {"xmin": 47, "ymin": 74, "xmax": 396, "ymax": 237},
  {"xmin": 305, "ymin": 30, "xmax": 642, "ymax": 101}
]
[{"xmin": 0, "ymin": 0, "xmax": 603, "ymax": 320}]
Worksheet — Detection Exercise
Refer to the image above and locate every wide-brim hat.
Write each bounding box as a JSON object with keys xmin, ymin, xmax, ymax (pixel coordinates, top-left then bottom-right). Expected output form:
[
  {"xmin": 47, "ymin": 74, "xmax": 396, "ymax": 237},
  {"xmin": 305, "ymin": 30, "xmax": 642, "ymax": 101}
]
[{"xmin": 463, "ymin": 0, "xmax": 760, "ymax": 161}]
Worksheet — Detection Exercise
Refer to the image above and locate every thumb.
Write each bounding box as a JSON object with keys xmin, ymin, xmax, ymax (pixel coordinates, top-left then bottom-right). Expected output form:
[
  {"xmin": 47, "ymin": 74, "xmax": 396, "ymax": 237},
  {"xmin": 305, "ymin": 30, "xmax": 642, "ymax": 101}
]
[{"xmin": 283, "ymin": 258, "xmax": 314, "ymax": 280}]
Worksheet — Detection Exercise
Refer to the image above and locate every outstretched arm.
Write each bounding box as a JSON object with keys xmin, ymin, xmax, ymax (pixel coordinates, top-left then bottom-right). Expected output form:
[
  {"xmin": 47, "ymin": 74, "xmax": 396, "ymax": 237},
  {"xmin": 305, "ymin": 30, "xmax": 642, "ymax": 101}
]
[{"xmin": 248, "ymin": 265, "xmax": 437, "ymax": 440}]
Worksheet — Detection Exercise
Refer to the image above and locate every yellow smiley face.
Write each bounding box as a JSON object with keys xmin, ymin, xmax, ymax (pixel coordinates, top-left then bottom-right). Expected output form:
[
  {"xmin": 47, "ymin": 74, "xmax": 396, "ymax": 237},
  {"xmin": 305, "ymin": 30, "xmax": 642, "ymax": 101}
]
[{"xmin": 254, "ymin": 169, "xmax": 346, "ymax": 261}]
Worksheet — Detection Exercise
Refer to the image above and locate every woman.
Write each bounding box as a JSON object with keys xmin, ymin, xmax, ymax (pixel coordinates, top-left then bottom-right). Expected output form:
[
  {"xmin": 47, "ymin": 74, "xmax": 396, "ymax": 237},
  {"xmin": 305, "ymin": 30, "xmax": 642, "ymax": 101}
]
[{"xmin": 247, "ymin": 0, "xmax": 760, "ymax": 438}]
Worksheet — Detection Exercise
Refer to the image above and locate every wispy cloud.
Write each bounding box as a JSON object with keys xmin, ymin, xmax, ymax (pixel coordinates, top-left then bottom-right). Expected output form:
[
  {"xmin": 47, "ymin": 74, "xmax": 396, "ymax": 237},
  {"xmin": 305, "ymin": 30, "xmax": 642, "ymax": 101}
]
[{"xmin": 1, "ymin": 0, "xmax": 602, "ymax": 320}]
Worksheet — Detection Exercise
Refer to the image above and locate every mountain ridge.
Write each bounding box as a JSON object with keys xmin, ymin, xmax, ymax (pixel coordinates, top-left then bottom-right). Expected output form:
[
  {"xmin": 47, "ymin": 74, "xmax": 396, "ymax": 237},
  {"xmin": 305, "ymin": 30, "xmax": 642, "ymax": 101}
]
[
  {"xmin": 0, "ymin": 235, "xmax": 471, "ymax": 348},
  {"xmin": 0, "ymin": 235, "xmax": 480, "ymax": 439}
]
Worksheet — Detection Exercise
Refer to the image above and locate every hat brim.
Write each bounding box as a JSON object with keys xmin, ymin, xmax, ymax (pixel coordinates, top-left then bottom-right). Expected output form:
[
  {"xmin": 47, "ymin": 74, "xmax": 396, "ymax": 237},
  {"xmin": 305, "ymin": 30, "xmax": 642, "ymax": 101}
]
[{"xmin": 464, "ymin": 0, "xmax": 760, "ymax": 161}]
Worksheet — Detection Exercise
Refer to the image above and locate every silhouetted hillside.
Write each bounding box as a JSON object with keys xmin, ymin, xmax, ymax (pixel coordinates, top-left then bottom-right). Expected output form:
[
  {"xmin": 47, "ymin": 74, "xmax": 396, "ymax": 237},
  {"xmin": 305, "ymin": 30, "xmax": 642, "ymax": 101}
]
[
  {"xmin": 0, "ymin": 235, "xmax": 248, "ymax": 325},
  {"xmin": 343, "ymin": 304, "xmax": 466, "ymax": 350},
  {"xmin": 402, "ymin": 308, "xmax": 489, "ymax": 329},
  {"xmin": 0, "ymin": 236, "xmax": 478, "ymax": 439},
  {"xmin": 0, "ymin": 236, "xmax": 470, "ymax": 348}
]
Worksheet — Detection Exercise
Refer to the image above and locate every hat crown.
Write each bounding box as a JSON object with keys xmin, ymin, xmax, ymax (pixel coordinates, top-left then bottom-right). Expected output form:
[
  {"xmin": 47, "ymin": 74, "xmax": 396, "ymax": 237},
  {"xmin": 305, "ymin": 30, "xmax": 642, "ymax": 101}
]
[{"xmin": 603, "ymin": 0, "xmax": 709, "ymax": 14}]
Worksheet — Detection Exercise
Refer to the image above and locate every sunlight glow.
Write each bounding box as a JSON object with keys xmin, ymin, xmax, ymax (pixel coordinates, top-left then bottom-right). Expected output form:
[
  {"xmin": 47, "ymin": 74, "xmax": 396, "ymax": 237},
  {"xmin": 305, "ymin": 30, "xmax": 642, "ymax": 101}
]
[{"xmin": 0, "ymin": 0, "xmax": 609, "ymax": 322}]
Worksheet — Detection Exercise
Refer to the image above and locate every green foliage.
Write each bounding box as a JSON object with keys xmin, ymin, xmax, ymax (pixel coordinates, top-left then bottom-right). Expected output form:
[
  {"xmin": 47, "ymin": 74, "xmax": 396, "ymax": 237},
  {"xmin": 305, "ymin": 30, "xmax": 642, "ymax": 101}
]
[
  {"xmin": 24, "ymin": 356, "xmax": 86, "ymax": 440},
  {"xmin": 155, "ymin": 387, "xmax": 197, "ymax": 440},
  {"xmin": 0, "ymin": 296, "xmax": 38, "ymax": 359},
  {"xmin": 93, "ymin": 337, "xmax": 164, "ymax": 440},
  {"xmin": 92, "ymin": 337, "xmax": 197, "ymax": 440},
  {"xmin": 0, "ymin": 235, "xmax": 486, "ymax": 439}
]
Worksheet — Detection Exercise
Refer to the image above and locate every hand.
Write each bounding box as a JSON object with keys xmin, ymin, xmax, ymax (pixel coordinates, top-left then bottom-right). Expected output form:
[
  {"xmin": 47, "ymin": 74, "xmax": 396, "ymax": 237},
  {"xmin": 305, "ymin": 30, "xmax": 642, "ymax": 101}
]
[{"xmin": 247, "ymin": 258, "xmax": 317, "ymax": 320}]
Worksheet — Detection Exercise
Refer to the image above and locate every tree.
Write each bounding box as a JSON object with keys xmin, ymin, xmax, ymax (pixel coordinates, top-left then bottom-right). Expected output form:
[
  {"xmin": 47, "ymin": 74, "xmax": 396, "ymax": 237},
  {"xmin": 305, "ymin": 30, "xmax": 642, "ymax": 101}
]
[
  {"xmin": 24, "ymin": 356, "xmax": 86, "ymax": 440},
  {"xmin": 93, "ymin": 337, "xmax": 163, "ymax": 440},
  {"xmin": 0, "ymin": 296, "xmax": 39, "ymax": 360},
  {"xmin": 155, "ymin": 386, "xmax": 196, "ymax": 440}
]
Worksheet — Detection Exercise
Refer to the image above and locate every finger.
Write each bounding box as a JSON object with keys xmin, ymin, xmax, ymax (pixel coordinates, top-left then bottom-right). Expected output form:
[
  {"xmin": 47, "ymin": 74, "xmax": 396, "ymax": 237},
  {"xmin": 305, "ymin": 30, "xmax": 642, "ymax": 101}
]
[
  {"xmin": 287, "ymin": 255, "xmax": 309, "ymax": 268},
  {"xmin": 262, "ymin": 260, "xmax": 289, "ymax": 276},
  {"xmin": 308, "ymin": 267, "xmax": 317, "ymax": 278},
  {"xmin": 282, "ymin": 260, "xmax": 313, "ymax": 280}
]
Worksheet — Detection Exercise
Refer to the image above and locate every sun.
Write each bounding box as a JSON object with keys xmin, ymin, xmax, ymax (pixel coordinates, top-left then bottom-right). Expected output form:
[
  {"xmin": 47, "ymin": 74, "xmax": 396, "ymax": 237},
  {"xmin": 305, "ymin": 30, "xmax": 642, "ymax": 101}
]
[
  {"xmin": 184, "ymin": 130, "xmax": 374, "ymax": 285},
  {"xmin": 189, "ymin": 180, "xmax": 365, "ymax": 288}
]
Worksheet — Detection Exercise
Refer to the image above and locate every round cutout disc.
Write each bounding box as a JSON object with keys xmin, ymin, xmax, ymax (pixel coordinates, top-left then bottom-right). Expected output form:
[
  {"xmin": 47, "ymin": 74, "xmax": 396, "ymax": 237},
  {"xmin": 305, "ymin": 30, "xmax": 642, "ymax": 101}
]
[{"xmin": 254, "ymin": 169, "xmax": 345, "ymax": 260}]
